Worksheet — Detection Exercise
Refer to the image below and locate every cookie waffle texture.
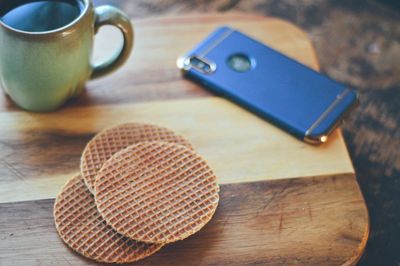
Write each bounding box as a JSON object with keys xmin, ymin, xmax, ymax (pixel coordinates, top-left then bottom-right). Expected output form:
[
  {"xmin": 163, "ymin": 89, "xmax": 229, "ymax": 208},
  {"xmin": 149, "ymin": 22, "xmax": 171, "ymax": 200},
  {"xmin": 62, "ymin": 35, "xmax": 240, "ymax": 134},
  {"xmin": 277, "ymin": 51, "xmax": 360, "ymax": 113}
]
[
  {"xmin": 54, "ymin": 174, "xmax": 163, "ymax": 264},
  {"xmin": 94, "ymin": 141, "xmax": 220, "ymax": 244},
  {"xmin": 81, "ymin": 123, "xmax": 193, "ymax": 193}
]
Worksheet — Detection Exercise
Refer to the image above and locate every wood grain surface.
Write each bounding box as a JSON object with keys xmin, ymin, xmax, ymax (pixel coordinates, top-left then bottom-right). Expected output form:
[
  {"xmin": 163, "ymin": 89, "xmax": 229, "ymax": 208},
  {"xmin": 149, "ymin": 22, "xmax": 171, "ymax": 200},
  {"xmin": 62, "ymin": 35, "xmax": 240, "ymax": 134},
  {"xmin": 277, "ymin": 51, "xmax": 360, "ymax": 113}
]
[
  {"xmin": 0, "ymin": 98, "xmax": 354, "ymax": 204},
  {"xmin": 0, "ymin": 14, "xmax": 369, "ymax": 265},
  {"xmin": 1, "ymin": 174, "xmax": 367, "ymax": 266}
]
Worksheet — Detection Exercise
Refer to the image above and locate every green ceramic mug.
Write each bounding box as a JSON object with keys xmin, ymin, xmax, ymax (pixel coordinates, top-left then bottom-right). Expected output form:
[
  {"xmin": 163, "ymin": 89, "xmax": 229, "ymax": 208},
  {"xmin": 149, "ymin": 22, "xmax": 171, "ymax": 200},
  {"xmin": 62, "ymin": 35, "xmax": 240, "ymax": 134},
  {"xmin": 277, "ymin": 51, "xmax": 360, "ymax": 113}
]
[{"xmin": 0, "ymin": 0, "xmax": 133, "ymax": 112}]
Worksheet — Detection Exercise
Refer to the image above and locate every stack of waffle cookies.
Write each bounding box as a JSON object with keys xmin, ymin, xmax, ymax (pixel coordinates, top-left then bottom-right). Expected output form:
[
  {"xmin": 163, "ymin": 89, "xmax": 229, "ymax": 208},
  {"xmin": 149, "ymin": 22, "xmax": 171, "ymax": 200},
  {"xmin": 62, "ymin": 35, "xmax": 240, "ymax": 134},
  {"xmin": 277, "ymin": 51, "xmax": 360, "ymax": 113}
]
[{"xmin": 53, "ymin": 123, "xmax": 220, "ymax": 263}]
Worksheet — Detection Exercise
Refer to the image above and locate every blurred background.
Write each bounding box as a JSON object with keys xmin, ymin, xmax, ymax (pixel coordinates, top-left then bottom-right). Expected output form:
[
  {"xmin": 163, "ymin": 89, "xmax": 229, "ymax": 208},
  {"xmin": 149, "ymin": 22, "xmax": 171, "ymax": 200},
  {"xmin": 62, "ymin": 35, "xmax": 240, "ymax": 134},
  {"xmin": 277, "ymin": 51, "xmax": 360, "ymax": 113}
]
[{"xmin": 93, "ymin": 1, "xmax": 399, "ymax": 265}]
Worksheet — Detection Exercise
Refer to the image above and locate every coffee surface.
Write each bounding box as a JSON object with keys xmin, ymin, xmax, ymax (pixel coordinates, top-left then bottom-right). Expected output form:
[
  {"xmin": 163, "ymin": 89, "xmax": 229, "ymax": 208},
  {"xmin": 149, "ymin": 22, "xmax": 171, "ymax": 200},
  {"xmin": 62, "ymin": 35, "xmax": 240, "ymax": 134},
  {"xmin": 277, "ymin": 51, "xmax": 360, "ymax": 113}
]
[{"xmin": 0, "ymin": 0, "xmax": 82, "ymax": 32}]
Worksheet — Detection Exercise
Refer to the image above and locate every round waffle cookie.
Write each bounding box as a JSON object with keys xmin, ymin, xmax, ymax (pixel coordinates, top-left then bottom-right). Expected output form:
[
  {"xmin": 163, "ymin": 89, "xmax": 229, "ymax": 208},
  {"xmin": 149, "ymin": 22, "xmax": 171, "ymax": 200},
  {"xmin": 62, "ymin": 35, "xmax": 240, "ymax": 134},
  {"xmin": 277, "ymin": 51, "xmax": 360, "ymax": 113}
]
[
  {"xmin": 54, "ymin": 174, "xmax": 163, "ymax": 264},
  {"xmin": 94, "ymin": 141, "xmax": 220, "ymax": 244},
  {"xmin": 81, "ymin": 123, "xmax": 193, "ymax": 193}
]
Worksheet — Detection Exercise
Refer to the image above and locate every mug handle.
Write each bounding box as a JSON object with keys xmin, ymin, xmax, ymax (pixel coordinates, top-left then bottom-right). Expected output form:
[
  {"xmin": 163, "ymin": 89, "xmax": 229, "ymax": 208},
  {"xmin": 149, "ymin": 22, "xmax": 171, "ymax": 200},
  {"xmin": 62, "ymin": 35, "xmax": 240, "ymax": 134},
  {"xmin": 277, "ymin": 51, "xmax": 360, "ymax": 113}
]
[{"xmin": 91, "ymin": 6, "xmax": 134, "ymax": 79}]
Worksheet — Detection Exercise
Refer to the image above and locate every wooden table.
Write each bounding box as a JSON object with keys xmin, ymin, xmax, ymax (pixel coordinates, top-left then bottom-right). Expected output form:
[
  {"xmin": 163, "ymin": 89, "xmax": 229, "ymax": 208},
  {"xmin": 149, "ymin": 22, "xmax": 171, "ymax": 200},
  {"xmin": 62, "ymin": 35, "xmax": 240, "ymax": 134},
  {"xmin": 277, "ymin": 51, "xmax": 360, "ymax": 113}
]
[{"xmin": 0, "ymin": 14, "xmax": 369, "ymax": 265}]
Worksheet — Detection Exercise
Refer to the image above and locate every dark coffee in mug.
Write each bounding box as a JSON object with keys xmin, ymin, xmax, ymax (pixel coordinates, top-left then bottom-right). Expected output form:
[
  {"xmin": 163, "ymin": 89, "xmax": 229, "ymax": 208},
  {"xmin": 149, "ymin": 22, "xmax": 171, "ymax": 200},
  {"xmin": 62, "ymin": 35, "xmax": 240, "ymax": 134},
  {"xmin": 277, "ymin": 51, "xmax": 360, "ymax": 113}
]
[{"xmin": 0, "ymin": 0, "xmax": 84, "ymax": 32}]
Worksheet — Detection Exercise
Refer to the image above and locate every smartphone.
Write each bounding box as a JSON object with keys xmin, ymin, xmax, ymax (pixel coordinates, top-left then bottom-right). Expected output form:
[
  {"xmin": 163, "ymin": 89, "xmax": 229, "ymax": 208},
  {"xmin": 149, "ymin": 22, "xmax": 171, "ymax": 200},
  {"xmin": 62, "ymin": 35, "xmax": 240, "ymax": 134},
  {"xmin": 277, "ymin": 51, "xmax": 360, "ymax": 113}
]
[{"xmin": 177, "ymin": 26, "xmax": 358, "ymax": 144}]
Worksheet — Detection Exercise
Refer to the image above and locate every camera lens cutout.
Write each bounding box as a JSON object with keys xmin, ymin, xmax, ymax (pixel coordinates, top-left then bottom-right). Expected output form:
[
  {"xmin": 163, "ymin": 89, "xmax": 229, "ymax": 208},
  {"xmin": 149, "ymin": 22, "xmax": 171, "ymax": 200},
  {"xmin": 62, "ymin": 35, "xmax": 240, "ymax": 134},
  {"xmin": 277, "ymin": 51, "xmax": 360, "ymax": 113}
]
[{"xmin": 187, "ymin": 56, "xmax": 216, "ymax": 74}]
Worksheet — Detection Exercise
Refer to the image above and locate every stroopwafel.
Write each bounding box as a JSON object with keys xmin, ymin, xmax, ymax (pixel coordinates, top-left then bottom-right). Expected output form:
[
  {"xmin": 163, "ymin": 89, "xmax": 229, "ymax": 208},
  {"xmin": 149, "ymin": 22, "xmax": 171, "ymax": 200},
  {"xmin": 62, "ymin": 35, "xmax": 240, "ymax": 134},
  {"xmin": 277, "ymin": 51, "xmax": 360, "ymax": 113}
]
[
  {"xmin": 94, "ymin": 141, "xmax": 220, "ymax": 244},
  {"xmin": 54, "ymin": 174, "xmax": 163, "ymax": 263},
  {"xmin": 81, "ymin": 123, "xmax": 193, "ymax": 193}
]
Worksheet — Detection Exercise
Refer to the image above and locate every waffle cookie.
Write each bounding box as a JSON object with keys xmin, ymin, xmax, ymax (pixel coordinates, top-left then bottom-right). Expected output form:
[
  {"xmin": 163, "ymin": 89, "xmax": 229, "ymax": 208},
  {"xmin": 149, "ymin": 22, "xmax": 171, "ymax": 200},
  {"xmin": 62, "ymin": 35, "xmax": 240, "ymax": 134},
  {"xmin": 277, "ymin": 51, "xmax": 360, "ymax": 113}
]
[
  {"xmin": 81, "ymin": 123, "xmax": 193, "ymax": 193},
  {"xmin": 54, "ymin": 174, "xmax": 163, "ymax": 264},
  {"xmin": 94, "ymin": 141, "xmax": 220, "ymax": 244}
]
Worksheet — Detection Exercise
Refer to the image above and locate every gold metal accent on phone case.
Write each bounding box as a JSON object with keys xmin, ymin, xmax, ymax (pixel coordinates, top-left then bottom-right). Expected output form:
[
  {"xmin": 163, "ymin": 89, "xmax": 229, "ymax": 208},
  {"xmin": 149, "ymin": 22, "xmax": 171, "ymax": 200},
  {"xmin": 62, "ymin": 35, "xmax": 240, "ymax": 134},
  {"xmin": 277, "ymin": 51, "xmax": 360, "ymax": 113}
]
[
  {"xmin": 177, "ymin": 27, "xmax": 233, "ymax": 74},
  {"xmin": 304, "ymin": 88, "xmax": 355, "ymax": 144},
  {"xmin": 198, "ymin": 28, "xmax": 234, "ymax": 57}
]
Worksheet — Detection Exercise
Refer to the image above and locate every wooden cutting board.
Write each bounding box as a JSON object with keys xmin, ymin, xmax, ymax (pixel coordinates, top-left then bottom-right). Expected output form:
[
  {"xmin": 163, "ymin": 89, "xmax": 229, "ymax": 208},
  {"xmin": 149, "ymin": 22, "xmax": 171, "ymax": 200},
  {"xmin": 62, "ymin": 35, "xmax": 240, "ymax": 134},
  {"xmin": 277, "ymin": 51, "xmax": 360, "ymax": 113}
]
[{"xmin": 0, "ymin": 14, "xmax": 369, "ymax": 265}]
